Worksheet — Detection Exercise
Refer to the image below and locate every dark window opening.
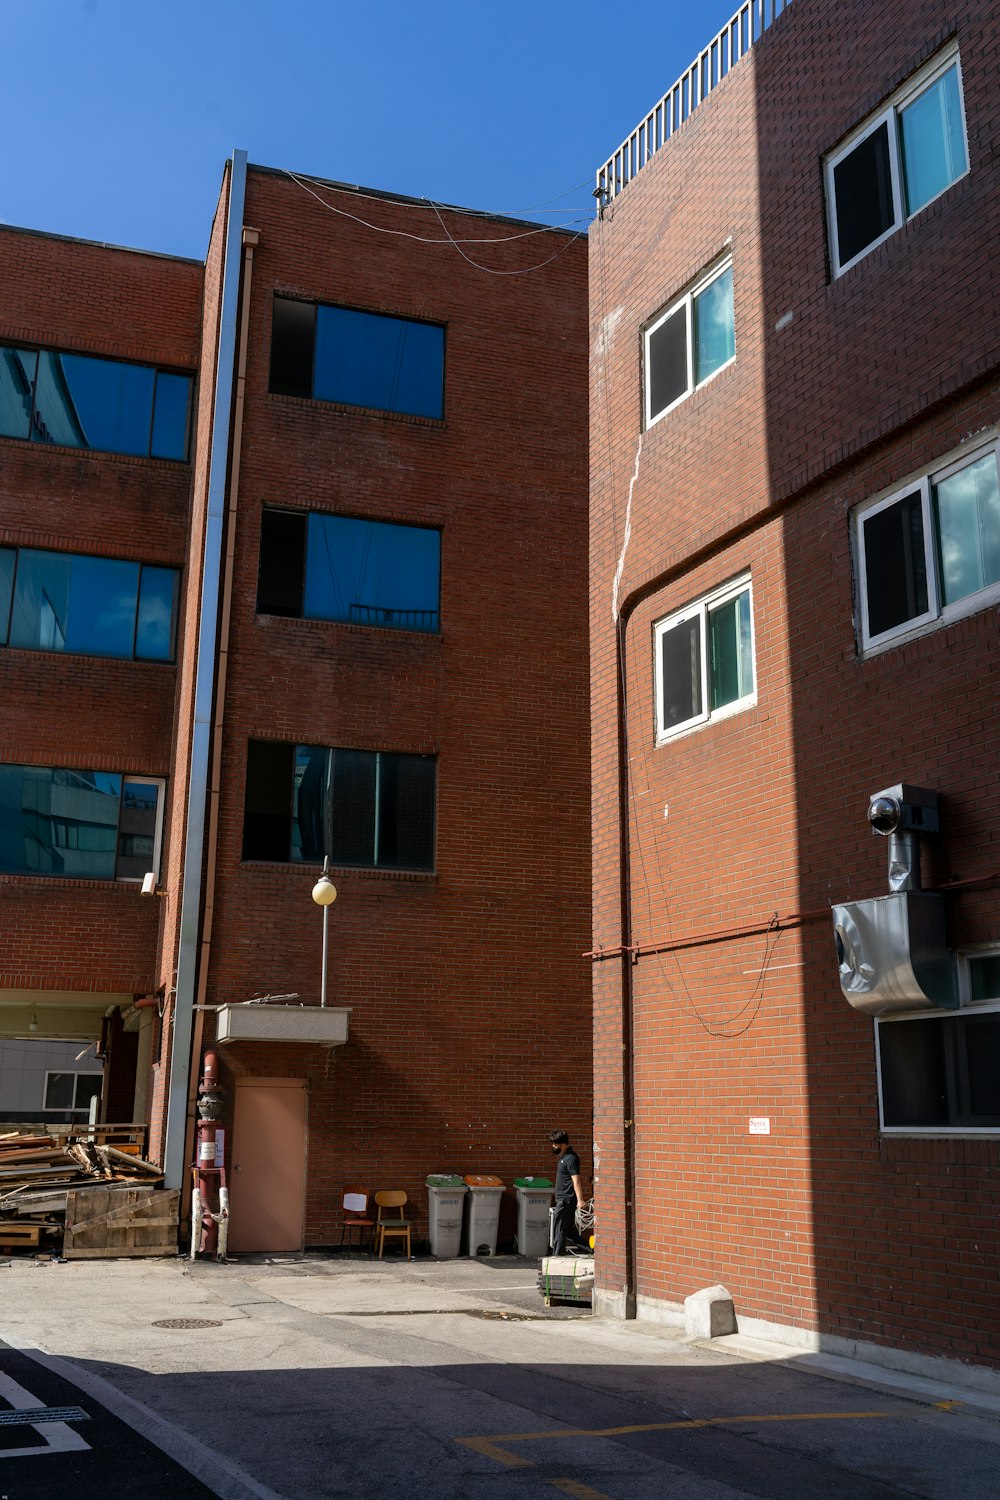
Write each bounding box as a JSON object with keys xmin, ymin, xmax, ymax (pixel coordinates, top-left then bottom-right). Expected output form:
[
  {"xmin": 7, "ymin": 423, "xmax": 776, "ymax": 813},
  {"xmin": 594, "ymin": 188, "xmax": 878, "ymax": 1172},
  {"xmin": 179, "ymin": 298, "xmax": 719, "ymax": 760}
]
[
  {"xmin": 269, "ymin": 298, "xmax": 316, "ymax": 399},
  {"xmin": 863, "ymin": 490, "xmax": 928, "ymax": 639},
  {"xmin": 647, "ymin": 305, "xmax": 688, "ymax": 422},
  {"xmin": 243, "ymin": 741, "xmax": 435, "ymax": 871},
  {"xmin": 659, "ymin": 614, "xmax": 702, "ymax": 733},
  {"xmin": 880, "ymin": 1012, "xmax": 1000, "ymax": 1128},
  {"xmin": 833, "ymin": 121, "xmax": 896, "ymax": 269},
  {"xmin": 242, "ymin": 742, "xmax": 295, "ymax": 862},
  {"xmin": 257, "ymin": 510, "xmax": 307, "ymax": 616}
]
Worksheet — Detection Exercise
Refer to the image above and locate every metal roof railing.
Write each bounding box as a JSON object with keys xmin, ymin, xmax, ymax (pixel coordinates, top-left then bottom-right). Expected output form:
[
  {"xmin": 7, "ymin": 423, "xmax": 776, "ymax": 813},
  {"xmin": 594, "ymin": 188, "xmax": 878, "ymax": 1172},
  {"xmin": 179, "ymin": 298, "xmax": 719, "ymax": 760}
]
[{"xmin": 595, "ymin": 0, "xmax": 795, "ymax": 209}]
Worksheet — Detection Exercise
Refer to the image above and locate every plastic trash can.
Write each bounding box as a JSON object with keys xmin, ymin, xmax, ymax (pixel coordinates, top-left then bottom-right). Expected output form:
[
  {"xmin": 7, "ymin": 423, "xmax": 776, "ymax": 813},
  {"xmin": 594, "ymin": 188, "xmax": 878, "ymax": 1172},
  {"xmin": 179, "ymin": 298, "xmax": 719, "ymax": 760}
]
[
  {"xmin": 463, "ymin": 1174, "xmax": 505, "ymax": 1256},
  {"xmin": 426, "ymin": 1174, "xmax": 467, "ymax": 1258},
  {"xmin": 513, "ymin": 1176, "xmax": 553, "ymax": 1258}
]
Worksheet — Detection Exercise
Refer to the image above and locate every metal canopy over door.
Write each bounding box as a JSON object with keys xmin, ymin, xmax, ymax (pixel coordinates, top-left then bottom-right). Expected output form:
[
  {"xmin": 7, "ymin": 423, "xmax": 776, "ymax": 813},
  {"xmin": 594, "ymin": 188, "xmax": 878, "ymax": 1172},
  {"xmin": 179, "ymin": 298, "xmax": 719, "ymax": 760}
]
[{"xmin": 227, "ymin": 1077, "xmax": 307, "ymax": 1253}]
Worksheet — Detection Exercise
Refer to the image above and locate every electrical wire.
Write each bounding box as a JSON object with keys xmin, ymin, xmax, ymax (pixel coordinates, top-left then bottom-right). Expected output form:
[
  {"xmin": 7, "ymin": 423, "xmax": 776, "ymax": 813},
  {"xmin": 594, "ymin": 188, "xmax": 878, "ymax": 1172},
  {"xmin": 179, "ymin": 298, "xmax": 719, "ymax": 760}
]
[{"xmin": 284, "ymin": 171, "xmax": 590, "ymax": 261}]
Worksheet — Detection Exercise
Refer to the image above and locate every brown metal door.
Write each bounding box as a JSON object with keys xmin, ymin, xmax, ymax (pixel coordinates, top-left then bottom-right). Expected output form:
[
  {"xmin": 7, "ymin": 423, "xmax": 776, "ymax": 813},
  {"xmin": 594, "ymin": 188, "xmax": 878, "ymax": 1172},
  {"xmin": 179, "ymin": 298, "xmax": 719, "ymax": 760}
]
[{"xmin": 228, "ymin": 1078, "xmax": 307, "ymax": 1253}]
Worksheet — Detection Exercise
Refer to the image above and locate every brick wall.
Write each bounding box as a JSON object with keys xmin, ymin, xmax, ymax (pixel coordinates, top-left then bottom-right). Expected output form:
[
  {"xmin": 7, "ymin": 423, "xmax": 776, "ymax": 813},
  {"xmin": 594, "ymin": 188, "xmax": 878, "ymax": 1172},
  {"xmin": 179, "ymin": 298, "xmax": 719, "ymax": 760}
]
[
  {"xmin": 0, "ymin": 227, "xmax": 202, "ymax": 1002},
  {"xmin": 590, "ymin": 0, "xmax": 1000, "ymax": 1366},
  {"xmin": 190, "ymin": 169, "xmax": 593, "ymax": 1242}
]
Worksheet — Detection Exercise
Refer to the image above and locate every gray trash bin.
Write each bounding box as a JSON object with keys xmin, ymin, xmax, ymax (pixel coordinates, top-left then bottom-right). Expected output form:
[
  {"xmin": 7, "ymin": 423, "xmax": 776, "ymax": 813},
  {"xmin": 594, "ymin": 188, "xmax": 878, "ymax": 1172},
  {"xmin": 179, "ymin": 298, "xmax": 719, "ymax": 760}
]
[
  {"xmin": 463, "ymin": 1174, "xmax": 505, "ymax": 1256},
  {"xmin": 513, "ymin": 1176, "xmax": 553, "ymax": 1258},
  {"xmin": 426, "ymin": 1174, "xmax": 467, "ymax": 1258}
]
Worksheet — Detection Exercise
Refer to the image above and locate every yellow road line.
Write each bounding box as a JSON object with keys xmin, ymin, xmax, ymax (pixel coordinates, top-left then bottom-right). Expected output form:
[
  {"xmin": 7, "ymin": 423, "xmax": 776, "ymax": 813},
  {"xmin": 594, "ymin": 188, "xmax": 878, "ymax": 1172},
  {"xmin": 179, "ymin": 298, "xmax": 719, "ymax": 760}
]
[
  {"xmin": 461, "ymin": 1409, "xmax": 892, "ymax": 1449},
  {"xmin": 455, "ymin": 1435, "xmax": 533, "ymax": 1468},
  {"xmin": 546, "ymin": 1480, "xmax": 615, "ymax": 1500},
  {"xmin": 458, "ymin": 1409, "xmax": 894, "ymax": 1490}
]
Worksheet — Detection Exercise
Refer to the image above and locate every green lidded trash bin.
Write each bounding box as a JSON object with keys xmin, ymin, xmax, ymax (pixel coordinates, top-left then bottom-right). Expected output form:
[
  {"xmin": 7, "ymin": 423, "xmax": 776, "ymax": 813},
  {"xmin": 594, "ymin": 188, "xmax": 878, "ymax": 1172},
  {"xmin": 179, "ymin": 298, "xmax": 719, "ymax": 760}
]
[
  {"xmin": 426, "ymin": 1174, "xmax": 467, "ymax": 1258},
  {"xmin": 513, "ymin": 1176, "xmax": 554, "ymax": 1258}
]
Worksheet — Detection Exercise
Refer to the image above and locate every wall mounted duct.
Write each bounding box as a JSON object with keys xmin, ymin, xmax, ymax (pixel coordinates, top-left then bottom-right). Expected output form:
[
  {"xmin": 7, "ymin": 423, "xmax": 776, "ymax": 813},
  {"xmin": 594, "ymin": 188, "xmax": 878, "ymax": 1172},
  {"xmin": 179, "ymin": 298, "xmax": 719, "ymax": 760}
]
[
  {"xmin": 833, "ymin": 891, "xmax": 957, "ymax": 1016},
  {"xmin": 832, "ymin": 784, "xmax": 957, "ymax": 1017}
]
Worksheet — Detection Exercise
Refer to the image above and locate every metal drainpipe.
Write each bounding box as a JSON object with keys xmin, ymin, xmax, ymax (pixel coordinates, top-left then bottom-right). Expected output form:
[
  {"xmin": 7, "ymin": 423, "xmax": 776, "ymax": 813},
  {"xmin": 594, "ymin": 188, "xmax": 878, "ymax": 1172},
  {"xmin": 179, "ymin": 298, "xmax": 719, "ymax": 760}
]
[
  {"xmin": 162, "ymin": 149, "xmax": 248, "ymax": 1192},
  {"xmin": 181, "ymin": 219, "xmax": 259, "ymax": 1192},
  {"xmin": 614, "ymin": 613, "xmax": 638, "ymax": 1319}
]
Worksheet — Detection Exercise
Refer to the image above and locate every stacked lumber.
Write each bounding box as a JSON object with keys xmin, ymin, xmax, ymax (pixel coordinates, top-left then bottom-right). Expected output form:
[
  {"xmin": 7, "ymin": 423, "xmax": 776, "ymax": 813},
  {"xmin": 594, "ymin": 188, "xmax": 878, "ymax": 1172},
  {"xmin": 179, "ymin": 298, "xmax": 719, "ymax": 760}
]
[{"xmin": 0, "ymin": 1129, "xmax": 165, "ymax": 1254}]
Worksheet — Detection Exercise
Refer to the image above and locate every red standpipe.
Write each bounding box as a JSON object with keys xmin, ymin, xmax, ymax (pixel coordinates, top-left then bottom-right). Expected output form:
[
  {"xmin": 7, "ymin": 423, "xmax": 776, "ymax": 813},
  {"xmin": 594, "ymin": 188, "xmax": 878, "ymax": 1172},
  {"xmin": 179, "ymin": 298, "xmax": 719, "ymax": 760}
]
[{"xmin": 194, "ymin": 1051, "xmax": 224, "ymax": 1257}]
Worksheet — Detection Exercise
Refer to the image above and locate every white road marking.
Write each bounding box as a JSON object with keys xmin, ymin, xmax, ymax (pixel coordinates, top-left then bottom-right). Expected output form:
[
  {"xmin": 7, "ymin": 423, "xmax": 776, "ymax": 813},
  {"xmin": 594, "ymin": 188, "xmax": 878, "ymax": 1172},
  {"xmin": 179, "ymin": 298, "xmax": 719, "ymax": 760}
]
[{"xmin": 0, "ymin": 1370, "xmax": 91, "ymax": 1459}]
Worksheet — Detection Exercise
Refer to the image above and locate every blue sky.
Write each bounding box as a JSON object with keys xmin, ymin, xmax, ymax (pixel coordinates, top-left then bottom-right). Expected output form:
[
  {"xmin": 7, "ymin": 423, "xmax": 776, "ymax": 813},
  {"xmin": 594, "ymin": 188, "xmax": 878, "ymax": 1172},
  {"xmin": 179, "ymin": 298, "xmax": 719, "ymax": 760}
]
[{"xmin": 7, "ymin": 0, "xmax": 742, "ymax": 259}]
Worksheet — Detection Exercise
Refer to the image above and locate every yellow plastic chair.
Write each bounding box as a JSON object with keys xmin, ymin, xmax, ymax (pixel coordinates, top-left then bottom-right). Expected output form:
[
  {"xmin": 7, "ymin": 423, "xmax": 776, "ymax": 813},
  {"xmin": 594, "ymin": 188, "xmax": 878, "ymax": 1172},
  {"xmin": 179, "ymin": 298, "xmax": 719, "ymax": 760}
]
[{"xmin": 374, "ymin": 1190, "xmax": 412, "ymax": 1259}]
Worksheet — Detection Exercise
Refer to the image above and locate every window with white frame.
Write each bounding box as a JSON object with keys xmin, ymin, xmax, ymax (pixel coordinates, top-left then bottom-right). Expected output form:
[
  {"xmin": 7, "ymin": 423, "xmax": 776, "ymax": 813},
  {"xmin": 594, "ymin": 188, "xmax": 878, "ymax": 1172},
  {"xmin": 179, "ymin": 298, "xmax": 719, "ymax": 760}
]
[
  {"xmin": 644, "ymin": 258, "xmax": 734, "ymax": 427},
  {"xmin": 43, "ymin": 1071, "xmax": 102, "ymax": 1116},
  {"xmin": 826, "ymin": 45, "xmax": 968, "ymax": 277},
  {"xmin": 855, "ymin": 439, "xmax": 1000, "ymax": 651},
  {"xmin": 877, "ymin": 952, "xmax": 1000, "ymax": 1131},
  {"xmin": 654, "ymin": 574, "xmax": 754, "ymax": 742}
]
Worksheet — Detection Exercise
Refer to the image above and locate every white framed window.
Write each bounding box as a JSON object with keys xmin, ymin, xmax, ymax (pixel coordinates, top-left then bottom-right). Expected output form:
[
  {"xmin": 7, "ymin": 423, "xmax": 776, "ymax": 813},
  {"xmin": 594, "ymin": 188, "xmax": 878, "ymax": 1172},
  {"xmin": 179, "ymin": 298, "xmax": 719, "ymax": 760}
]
[
  {"xmin": 644, "ymin": 257, "xmax": 734, "ymax": 428},
  {"xmin": 826, "ymin": 45, "xmax": 968, "ymax": 278},
  {"xmin": 876, "ymin": 951, "xmax": 1000, "ymax": 1133},
  {"xmin": 43, "ymin": 1071, "xmax": 103, "ymax": 1115},
  {"xmin": 654, "ymin": 574, "xmax": 755, "ymax": 742},
  {"xmin": 855, "ymin": 438, "xmax": 1000, "ymax": 651}
]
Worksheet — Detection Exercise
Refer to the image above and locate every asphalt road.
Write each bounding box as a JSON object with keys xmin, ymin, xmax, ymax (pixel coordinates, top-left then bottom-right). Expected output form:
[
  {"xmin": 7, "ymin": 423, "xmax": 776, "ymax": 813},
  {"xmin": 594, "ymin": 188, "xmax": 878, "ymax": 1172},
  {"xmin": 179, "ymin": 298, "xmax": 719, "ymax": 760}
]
[{"xmin": 1, "ymin": 1254, "xmax": 998, "ymax": 1500}]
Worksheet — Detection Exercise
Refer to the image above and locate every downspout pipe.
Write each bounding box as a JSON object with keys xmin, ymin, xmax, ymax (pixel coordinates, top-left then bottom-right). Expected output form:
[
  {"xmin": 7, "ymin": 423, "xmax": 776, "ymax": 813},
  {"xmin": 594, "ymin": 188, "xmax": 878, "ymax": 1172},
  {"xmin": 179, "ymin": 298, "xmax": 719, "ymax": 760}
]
[{"xmin": 163, "ymin": 149, "xmax": 248, "ymax": 1192}]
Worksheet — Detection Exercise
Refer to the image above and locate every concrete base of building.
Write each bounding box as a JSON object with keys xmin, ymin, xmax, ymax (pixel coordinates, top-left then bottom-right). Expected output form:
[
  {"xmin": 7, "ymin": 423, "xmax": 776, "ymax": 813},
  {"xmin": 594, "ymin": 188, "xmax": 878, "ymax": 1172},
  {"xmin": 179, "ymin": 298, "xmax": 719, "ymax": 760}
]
[{"xmin": 590, "ymin": 1290, "xmax": 1000, "ymax": 1405}]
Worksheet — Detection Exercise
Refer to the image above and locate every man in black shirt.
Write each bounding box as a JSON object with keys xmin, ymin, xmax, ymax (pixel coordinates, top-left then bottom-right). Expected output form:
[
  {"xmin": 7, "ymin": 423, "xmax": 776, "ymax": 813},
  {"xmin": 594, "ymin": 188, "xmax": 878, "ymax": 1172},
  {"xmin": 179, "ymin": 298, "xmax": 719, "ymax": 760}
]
[{"xmin": 549, "ymin": 1128, "xmax": 586, "ymax": 1255}]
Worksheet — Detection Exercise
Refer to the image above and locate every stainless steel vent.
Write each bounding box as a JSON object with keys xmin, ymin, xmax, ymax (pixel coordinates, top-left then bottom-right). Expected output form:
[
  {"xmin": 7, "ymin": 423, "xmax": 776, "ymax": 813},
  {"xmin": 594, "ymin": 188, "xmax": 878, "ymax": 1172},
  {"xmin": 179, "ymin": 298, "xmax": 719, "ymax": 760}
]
[{"xmin": 832, "ymin": 785, "xmax": 957, "ymax": 1017}]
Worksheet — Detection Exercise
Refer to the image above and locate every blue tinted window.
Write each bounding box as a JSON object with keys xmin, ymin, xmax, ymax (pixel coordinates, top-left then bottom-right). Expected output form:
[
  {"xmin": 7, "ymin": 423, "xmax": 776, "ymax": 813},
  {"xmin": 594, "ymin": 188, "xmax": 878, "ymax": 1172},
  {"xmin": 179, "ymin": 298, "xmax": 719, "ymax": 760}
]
[
  {"xmin": 150, "ymin": 372, "xmax": 192, "ymax": 460},
  {"xmin": 0, "ymin": 549, "xmax": 14, "ymax": 643},
  {"xmin": 304, "ymin": 515, "xmax": 440, "ymax": 631},
  {"xmin": 116, "ymin": 779, "xmax": 161, "ymax": 880},
  {"xmin": 0, "ymin": 765, "xmax": 122, "ymax": 878},
  {"xmin": 314, "ymin": 306, "xmax": 444, "ymax": 419},
  {"xmin": 136, "ymin": 567, "xmax": 179, "ymax": 660},
  {"xmin": 0, "ymin": 347, "xmax": 37, "ymax": 440},
  {"xmin": 4, "ymin": 548, "xmax": 178, "ymax": 661},
  {"xmin": 901, "ymin": 64, "xmax": 967, "ymax": 217},
  {"xmin": 694, "ymin": 265, "xmax": 735, "ymax": 384},
  {"xmin": 0, "ymin": 342, "xmax": 190, "ymax": 459},
  {"xmin": 292, "ymin": 745, "xmax": 330, "ymax": 863},
  {"xmin": 34, "ymin": 352, "xmax": 155, "ymax": 456},
  {"xmin": 10, "ymin": 551, "xmax": 139, "ymax": 657}
]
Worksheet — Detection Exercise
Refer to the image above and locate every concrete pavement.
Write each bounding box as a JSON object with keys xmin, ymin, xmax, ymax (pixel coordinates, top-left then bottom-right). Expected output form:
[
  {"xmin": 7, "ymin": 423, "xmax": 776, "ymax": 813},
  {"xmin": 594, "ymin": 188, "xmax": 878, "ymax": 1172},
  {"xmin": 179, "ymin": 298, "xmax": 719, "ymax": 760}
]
[{"xmin": 2, "ymin": 1251, "xmax": 998, "ymax": 1498}]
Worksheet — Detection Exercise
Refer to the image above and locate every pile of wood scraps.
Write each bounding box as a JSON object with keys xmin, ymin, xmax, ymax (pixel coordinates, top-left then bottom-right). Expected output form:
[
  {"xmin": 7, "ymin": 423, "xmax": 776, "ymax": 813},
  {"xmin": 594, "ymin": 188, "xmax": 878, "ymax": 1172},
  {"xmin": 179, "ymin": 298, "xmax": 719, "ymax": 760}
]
[{"xmin": 0, "ymin": 1129, "xmax": 167, "ymax": 1256}]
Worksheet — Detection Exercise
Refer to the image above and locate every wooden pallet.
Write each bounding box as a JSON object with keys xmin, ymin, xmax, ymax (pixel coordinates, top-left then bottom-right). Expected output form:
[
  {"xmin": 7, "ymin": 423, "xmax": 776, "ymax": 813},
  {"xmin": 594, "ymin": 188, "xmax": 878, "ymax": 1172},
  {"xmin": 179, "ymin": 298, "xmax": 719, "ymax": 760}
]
[
  {"xmin": 63, "ymin": 1187, "xmax": 179, "ymax": 1259},
  {"xmin": 0, "ymin": 1223, "xmax": 41, "ymax": 1248}
]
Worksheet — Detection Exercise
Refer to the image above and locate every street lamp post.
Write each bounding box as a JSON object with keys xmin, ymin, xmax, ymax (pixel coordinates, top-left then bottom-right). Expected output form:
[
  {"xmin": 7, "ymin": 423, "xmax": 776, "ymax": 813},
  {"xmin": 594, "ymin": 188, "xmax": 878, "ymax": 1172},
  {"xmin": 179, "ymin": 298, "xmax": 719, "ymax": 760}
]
[{"xmin": 311, "ymin": 856, "xmax": 338, "ymax": 1008}]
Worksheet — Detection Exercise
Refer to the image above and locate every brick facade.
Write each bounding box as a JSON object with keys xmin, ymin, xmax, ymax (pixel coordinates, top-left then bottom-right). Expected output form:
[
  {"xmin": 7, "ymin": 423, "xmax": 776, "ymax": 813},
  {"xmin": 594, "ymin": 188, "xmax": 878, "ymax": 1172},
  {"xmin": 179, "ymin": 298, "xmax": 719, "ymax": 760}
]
[
  {"xmin": 0, "ymin": 165, "xmax": 593, "ymax": 1249},
  {"xmin": 590, "ymin": 0, "xmax": 1000, "ymax": 1369}
]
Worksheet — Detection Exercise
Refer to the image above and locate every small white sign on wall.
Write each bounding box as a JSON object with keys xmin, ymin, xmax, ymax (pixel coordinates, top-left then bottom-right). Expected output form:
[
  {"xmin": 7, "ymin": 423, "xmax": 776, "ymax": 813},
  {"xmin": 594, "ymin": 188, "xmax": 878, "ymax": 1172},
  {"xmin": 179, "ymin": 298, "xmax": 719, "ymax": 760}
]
[{"xmin": 748, "ymin": 1116, "xmax": 771, "ymax": 1135}]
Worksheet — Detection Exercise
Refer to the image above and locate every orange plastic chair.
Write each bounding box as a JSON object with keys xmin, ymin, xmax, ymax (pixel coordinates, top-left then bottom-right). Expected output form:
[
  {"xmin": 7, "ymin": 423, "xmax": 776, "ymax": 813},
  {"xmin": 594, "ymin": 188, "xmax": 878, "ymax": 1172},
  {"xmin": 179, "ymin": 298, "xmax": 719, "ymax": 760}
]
[
  {"xmin": 340, "ymin": 1186, "xmax": 376, "ymax": 1254},
  {"xmin": 374, "ymin": 1190, "xmax": 412, "ymax": 1259}
]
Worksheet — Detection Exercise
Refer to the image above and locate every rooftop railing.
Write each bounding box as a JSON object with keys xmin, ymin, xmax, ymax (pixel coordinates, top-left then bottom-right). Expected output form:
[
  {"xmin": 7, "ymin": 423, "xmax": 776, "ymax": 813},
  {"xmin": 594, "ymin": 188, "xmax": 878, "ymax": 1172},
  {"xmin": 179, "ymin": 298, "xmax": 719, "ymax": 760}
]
[{"xmin": 595, "ymin": 0, "xmax": 795, "ymax": 209}]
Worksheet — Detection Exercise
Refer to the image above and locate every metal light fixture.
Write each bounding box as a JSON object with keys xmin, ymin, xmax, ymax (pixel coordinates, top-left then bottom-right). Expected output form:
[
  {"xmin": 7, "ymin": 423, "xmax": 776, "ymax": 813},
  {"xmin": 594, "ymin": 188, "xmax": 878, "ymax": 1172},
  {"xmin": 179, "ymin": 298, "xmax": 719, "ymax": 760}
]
[{"xmin": 311, "ymin": 857, "xmax": 337, "ymax": 1009}]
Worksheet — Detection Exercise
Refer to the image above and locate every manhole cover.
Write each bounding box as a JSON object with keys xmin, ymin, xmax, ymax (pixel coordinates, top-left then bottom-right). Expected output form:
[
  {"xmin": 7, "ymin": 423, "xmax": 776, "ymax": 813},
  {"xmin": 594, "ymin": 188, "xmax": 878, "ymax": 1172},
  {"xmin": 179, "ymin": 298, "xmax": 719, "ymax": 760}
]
[{"xmin": 151, "ymin": 1317, "xmax": 223, "ymax": 1330}]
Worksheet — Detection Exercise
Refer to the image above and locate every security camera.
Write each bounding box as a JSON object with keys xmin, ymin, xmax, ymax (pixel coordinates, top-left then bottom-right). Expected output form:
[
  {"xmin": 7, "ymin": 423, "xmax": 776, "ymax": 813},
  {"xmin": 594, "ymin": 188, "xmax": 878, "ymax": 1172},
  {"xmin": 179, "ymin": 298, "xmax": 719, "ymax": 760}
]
[
  {"xmin": 868, "ymin": 795, "xmax": 902, "ymax": 836},
  {"xmin": 866, "ymin": 784, "xmax": 939, "ymax": 838}
]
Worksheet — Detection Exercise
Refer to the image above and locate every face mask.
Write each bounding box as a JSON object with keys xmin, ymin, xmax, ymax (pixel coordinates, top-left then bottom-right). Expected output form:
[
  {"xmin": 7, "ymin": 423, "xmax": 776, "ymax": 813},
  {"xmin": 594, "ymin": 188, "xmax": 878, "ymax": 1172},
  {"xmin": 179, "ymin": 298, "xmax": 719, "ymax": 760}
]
[{"xmin": 551, "ymin": 1143, "xmax": 562, "ymax": 1154}]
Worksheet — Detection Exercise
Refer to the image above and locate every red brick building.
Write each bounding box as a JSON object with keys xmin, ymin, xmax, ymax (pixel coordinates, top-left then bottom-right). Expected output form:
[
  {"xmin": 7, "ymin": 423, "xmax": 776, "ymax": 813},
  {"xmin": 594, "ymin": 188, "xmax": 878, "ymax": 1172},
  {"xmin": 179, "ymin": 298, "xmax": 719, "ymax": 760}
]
[
  {"xmin": 0, "ymin": 158, "xmax": 592, "ymax": 1250},
  {"xmin": 589, "ymin": 0, "xmax": 1000, "ymax": 1380}
]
